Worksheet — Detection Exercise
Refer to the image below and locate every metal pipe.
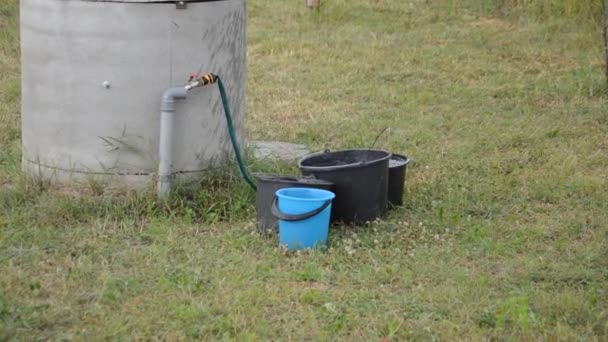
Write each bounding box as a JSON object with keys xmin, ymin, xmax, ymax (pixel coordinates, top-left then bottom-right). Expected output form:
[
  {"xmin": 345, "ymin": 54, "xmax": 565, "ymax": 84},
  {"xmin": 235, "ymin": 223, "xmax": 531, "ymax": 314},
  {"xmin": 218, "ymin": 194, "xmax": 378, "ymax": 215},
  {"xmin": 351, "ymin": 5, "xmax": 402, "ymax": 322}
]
[{"xmin": 157, "ymin": 86, "xmax": 188, "ymax": 199}]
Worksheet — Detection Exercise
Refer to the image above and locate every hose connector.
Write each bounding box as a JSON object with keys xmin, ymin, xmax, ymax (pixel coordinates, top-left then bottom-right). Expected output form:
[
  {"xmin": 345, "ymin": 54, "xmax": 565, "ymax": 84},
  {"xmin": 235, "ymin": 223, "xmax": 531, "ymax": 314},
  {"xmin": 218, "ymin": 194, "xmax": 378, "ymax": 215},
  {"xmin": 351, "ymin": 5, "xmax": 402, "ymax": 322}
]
[{"xmin": 185, "ymin": 73, "xmax": 218, "ymax": 90}]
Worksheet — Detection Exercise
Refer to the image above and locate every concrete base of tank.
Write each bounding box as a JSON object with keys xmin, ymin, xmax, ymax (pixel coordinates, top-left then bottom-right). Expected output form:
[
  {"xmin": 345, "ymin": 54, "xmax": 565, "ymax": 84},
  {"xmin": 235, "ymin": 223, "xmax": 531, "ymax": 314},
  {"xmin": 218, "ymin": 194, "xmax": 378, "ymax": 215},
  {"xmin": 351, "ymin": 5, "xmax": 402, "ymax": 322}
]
[
  {"xmin": 22, "ymin": 140, "xmax": 311, "ymax": 190},
  {"xmin": 22, "ymin": 155, "xmax": 227, "ymax": 190},
  {"xmin": 249, "ymin": 141, "xmax": 310, "ymax": 161}
]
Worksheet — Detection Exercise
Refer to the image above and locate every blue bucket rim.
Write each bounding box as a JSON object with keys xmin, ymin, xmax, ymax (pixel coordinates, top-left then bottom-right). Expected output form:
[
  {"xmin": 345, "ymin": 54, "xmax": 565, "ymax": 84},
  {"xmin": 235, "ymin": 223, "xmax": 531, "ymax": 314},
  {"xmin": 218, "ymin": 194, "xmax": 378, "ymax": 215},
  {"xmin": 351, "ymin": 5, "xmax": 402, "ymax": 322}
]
[{"xmin": 276, "ymin": 187, "xmax": 335, "ymax": 202}]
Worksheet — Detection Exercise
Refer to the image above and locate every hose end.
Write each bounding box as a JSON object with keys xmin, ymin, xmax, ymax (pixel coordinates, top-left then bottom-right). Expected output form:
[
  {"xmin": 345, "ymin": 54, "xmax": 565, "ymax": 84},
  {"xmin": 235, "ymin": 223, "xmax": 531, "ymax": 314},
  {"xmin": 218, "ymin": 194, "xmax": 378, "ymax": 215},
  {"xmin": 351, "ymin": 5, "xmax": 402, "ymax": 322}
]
[{"xmin": 187, "ymin": 73, "xmax": 218, "ymax": 90}]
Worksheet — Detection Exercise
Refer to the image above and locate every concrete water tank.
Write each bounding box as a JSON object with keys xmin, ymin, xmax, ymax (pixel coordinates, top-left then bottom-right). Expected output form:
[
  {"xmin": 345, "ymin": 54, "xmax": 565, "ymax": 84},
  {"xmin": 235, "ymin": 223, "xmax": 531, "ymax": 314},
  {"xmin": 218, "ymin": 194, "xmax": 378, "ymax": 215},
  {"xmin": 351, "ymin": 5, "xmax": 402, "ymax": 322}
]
[{"xmin": 20, "ymin": 0, "xmax": 246, "ymax": 186}]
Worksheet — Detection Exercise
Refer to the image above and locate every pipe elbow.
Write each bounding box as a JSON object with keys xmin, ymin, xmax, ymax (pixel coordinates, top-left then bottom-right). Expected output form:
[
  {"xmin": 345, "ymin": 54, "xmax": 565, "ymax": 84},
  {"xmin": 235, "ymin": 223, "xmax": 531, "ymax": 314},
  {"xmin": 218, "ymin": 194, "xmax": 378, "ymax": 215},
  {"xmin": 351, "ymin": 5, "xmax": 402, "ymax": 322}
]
[{"xmin": 161, "ymin": 87, "xmax": 188, "ymax": 112}]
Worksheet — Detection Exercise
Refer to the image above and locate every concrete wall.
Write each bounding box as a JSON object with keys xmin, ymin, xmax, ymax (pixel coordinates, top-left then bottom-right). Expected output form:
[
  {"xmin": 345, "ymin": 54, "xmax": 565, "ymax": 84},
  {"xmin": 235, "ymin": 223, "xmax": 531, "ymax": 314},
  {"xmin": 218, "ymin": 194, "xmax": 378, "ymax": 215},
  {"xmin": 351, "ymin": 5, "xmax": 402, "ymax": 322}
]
[{"xmin": 20, "ymin": 0, "xmax": 246, "ymax": 185}]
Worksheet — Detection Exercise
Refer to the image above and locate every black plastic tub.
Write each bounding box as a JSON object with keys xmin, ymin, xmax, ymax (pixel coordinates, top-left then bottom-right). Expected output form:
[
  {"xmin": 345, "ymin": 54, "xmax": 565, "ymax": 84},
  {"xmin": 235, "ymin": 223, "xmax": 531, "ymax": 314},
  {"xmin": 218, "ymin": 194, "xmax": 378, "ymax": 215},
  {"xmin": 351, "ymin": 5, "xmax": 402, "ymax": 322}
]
[
  {"xmin": 298, "ymin": 149, "xmax": 391, "ymax": 224},
  {"xmin": 254, "ymin": 173, "xmax": 333, "ymax": 233},
  {"xmin": 388, "ymin": 154, "xmax": 410, "ymax": 207}
]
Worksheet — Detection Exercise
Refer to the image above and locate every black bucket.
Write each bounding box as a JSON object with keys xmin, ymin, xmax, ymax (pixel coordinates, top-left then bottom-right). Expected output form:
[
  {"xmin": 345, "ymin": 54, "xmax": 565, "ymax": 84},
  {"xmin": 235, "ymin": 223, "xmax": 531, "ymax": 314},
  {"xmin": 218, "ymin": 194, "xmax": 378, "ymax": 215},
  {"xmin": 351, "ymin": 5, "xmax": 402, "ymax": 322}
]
[
  {"xmin": 298, "ymin": 149, "xmax": 391, "ymax": 224},
  {"xmin": 388, "ymin": 154, "xmax": 410, "ymax": 207},
  {"xmin": 254, "ymin": 173, "xmax": 333, "ymax": 233}
]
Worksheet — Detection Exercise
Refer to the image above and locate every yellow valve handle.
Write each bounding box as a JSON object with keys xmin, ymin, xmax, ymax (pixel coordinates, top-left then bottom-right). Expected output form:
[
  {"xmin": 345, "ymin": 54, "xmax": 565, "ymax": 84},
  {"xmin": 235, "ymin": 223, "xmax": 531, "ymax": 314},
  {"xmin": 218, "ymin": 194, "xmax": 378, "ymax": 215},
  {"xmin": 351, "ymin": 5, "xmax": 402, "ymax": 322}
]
[{"xmin": 188, "ymin": 73, "xmax": 217, "ymax": 87}]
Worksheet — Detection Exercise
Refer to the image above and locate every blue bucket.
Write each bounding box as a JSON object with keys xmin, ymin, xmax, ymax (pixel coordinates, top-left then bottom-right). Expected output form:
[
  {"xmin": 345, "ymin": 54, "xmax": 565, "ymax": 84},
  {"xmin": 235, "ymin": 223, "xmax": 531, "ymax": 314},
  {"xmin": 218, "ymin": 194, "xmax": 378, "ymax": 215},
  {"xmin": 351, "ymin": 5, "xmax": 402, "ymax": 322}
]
[{"xmin": 271, "ymin": 187, "xmax": 335, "ymax": 251}]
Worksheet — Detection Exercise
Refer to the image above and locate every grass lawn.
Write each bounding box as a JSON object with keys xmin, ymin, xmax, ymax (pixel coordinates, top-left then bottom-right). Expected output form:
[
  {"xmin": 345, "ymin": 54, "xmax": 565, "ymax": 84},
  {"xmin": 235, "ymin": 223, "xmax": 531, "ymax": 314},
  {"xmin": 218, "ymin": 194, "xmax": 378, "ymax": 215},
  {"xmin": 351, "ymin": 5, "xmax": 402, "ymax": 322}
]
[{"xmin": 2, "ymin": 0, "xmax": 608, "ymax": 340}]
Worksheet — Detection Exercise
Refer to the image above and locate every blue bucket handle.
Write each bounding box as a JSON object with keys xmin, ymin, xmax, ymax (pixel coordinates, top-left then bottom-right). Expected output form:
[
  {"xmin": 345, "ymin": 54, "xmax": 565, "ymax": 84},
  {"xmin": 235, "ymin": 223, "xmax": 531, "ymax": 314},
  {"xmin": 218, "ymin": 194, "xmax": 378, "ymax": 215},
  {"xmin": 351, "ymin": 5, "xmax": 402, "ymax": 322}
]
[{"xmin": 271, "ymin": 196, "xmax": 332, "ymax": 222}]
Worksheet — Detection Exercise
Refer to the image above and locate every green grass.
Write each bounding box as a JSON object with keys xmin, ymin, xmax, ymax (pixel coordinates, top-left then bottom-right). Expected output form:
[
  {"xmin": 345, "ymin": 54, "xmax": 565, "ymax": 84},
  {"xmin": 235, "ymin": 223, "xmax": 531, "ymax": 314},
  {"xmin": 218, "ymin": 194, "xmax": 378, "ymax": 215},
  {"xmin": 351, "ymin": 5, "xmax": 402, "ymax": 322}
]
[
  {"xmin": 2, "ymin": 0, "xmax": 608, "ymax": 340},
  {"xmin": 434, "ymin": 0, "xmax": 601, "ymax": 21}
]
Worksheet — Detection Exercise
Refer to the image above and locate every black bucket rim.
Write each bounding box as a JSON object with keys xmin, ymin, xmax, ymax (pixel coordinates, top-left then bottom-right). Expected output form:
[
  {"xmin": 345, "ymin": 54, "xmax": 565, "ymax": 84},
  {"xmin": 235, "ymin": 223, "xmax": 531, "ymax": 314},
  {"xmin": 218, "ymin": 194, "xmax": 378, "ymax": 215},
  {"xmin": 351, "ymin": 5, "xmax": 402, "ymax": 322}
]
[
  {"xmin": 298, "ymin": 148, "xmax": 392, "ymax": 172},
  {"xmin": 253, "ymin": 173, "xmax": 334, "ymax": 186},
  {"xmin": 389, "ymin": 154, "xmax": 411, "ymax": 168}
]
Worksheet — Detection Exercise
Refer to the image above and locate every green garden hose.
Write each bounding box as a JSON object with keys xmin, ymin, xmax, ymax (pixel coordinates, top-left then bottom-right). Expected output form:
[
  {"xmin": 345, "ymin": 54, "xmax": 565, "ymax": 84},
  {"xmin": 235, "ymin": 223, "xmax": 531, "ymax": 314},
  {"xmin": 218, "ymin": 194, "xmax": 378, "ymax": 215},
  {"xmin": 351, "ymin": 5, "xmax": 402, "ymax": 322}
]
[
  {"xmin": 216, "ymin": 76, "xmax": 257, "ymax": 191},
  {"xmin": 187, "ymin": 73, "xmax": 257, "ymax": 191}
]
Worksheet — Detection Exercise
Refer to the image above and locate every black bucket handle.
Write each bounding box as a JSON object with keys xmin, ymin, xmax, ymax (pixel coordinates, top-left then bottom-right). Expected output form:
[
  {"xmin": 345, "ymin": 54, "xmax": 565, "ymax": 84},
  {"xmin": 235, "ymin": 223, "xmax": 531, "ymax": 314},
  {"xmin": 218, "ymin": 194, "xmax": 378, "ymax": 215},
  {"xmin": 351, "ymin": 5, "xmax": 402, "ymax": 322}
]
[{"xmin": 271, "ymin": 196, "xmax": 332, "ymax": 222}]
